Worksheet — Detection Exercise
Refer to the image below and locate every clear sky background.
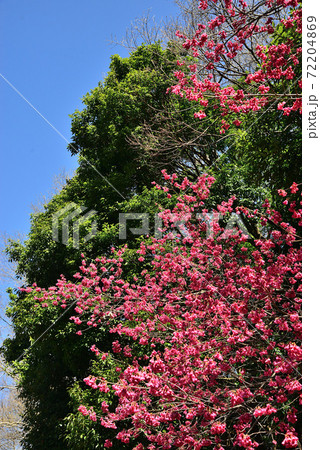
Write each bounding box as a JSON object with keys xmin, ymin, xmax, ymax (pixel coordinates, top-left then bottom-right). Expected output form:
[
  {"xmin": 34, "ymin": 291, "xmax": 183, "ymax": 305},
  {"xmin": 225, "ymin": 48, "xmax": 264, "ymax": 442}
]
[{"xmin": 0, "ymin": 0, "xmax": 179, "ymax": 336}]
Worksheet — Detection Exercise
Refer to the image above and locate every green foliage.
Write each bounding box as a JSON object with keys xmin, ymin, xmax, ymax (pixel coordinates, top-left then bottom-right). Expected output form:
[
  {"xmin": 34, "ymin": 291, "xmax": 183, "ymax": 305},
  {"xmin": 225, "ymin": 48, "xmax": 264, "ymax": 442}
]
[
  {"xmin": 68, "ymin": 43, "xmax": 179, "ymax": 194},
  {"xmin": 230, "ymin": 110, "xmax": 301, "ymax": 196},
  {"xmin": 3, "ymin": 289, "xmax": 110, "ymax": 448},
  {"xmin": 1, "ymin": 31, "xmax": 301, "ymax": 448},
  {"xmin": 64, "ymin": 358, "xmax": 118, "ymax": 450}
]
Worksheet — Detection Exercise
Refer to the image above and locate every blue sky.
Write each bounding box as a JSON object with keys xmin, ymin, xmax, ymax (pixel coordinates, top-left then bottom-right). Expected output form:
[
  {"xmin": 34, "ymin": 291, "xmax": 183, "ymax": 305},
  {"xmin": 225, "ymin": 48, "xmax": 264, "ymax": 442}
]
[
  {"xmin": 0, "ymin": 0, "xmax": 178, "ymax": 236},
  {"xmin": 0, "ymin": 0, "xmax": 178, "ymax": 334}
]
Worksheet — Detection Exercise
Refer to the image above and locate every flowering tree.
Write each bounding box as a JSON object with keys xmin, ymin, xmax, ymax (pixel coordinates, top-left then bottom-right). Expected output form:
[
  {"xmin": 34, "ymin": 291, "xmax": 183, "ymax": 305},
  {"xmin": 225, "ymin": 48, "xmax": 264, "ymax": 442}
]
[
  {"xmin": 168, "ymin": 0, "xmax": 301, "ymax": 132},
  {"xmin": 26, "ymin": 173, "xmax": 302, "ymax": 449},
  {"xmin": 2, "ymin": 2, "xmax": 302, "ymax": 448}
]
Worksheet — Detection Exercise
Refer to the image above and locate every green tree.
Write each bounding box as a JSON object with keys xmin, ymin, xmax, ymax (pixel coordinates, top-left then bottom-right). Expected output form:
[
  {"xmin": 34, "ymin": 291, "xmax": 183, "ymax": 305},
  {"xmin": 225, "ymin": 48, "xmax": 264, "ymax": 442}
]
[
  {"xmin": 1, "ymin": 21, "xmax": 301, "ymax": 446},
  {"xmin": 2, "ymin": 43, "xmax": 200, "ymax": 449}
]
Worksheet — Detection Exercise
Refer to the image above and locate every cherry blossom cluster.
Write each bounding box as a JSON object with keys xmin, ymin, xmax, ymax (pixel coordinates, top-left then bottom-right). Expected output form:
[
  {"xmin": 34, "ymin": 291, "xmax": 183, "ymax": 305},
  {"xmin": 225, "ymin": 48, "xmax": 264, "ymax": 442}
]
[
  {"xmin": 168, "ymin": 0, "xmax": 301, "ymax": 131},
  {"xmin": 25, "ymin": 174, "xmax": 302, "ymax": 449}
]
